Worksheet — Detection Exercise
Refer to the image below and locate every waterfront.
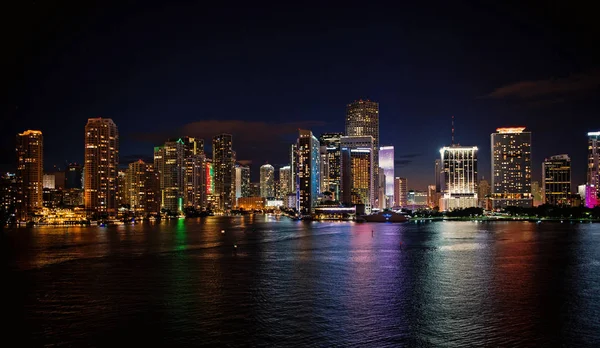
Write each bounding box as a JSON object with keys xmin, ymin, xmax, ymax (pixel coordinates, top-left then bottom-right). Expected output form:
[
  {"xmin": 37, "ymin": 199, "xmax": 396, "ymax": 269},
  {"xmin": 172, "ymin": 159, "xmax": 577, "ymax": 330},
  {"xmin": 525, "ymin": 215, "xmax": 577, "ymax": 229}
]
[{"xmin": 3, "ymin": 217, "xmax": 600, "ymax": 347}]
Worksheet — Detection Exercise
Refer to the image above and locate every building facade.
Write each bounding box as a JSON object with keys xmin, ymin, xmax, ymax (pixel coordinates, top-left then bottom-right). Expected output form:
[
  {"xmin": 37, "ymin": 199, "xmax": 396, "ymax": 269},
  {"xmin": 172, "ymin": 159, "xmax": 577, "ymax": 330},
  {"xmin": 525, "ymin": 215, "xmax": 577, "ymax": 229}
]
[
  {"xmin": 542, "ymin": 154, "xmax": 571, "ymax": 206},
  {"xmin": 16, "ymin": 130, "xmax": 43, "ymax": 220},
  {"xmin": 379, "ymin": 146, "xmax": 395, "ymax": 206},
  {"xmin": 154, "ymin": 139, "xmax": 185, "ymax": 213},
  {"xmin": 260, "ymin": 164, "xmax": 275, "ymax": 198},
  {"xmin": 346, "ymin": 100, "xmax": 379, "ymax": 164},
  {"xmin": 213, "ymin": 134, "xmax": 235, "ymax": 211},
  {"xmin": 491, "ymin": 127, "xmax": 532, "ymax": 209},
  {"xmin": 439, "ymin": 146, "xmax": 478, "ymax": 210},
  {"xmin": 84, "ymin": 118, "xmax": 119, "ymax": 216},
  {"xmin": 340, "ymin": 136, "xmax": 374, "ymax": 212},
  {"xmin": 279, "ymin": 166, "xmax": 291, "ymax": 198},
  {"xmin": 588, "ymin": 131, "xmax": 600, "ymax": 201},
  {"xmin": 126, "ymin": 160, "xmax": 160, "ymax": 214},
  {"xmin": 66, "ymin": 163, "xmax": 83, "ymax": 189},
  {"xmin": 394, "ymin": 177, "xmax": 408, "ymax": 207},
  {"xmin": 296, "ymin": 129, "xmax": 321, "ymax": 215},
  {"xmin": 319, "ymin": 133, "xmax": 343, "ymax": 200}
]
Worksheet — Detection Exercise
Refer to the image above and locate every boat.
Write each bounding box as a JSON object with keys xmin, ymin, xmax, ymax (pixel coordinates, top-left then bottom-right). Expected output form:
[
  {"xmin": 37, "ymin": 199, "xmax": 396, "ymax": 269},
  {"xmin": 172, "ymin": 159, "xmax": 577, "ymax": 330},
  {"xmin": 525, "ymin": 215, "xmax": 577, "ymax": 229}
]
[{"xmin": 361, "ymin": 211, "xmax": 409, "ymax": 223}]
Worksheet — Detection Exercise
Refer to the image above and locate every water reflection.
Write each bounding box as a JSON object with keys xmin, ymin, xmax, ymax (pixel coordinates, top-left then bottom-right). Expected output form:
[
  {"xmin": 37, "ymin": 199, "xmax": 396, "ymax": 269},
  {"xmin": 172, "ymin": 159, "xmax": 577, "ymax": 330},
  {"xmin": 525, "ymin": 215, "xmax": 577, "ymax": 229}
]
[{"xmin": 3, "ymin": 219, "xmax": 600, "ymax": 346}]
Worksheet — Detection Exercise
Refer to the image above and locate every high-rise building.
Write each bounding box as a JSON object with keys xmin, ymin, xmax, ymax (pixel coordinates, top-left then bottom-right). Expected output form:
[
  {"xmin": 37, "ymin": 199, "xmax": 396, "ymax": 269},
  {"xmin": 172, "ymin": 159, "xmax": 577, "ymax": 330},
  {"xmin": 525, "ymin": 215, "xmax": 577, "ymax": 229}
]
[
  {"xmin": 542, "ymin": 154, "xmax": 571, "ymax": 206},
  {"xmin": 439, "ymin": 146, "xmax": 478, "ymax": 210},
  {"xmin": 478, "ymin": 178, "xmax": 491, "ymax": 208},
  {"xmin": 126, "ymin": 160, "xmax": 160, "ymax": 214},
  {"xmin": 181, "ymin": 137, "xmax": 205, "ymax": 209},
  {"xmin": 43, "ymin": 174, "xmax": 55, "ymax": 189},
  {"xmin": 290, "ymin": 144, "xmax": 297, "ymax": 199},
  {"xmin": 154, "ymin": 139, "xmax": 185, "ymax": 213},
  {"xmin": 531, "ymin": 181, "xmax": 543, "ymax": 207},
  {"xmin": 1, "ymin": 173, "xmax": 18, "ymax": 217},
  {"xmin": 66, "ymin": 163, "xmax": 83, "ymax": 189},
  {"xmin": 427, "ymin": 185, "xmax": 436, "ymax": 208},
  {"xmin": 346, "ymin": 100, "xmax": 379, "ymax": 164},
  {"xmin": 340, "ymin": 135, "xmax": 373, "ymax": 211},
  {"xmin": 16, "ymin": 130, "xmax": 43, "ymax": 220},
  {"xmin": 379, "ymin": 146, "xmax": 395, "ymax": 206},
  {"xmin": 84, "ymin": 118, "xmax": 119, "ymax": 216},
  {"xmin": 117, "ymin": 170, "xmax": 127, "ymax": 206},
  {"xmin": 588, "ymin": 131, "xmax": 600, "ymax": 200},
  {"xmin": 279, "ymin": 166, "xmax": 291, "ymax": 197},
  {"xmin": 213, "ymin": 134, "xmax": 235, "ymax": 211},
  {"xmin": 235, "ymin": 164, "xmax": 251, "ymax": 199},
  {"xmin": 260, "ymin": 164, "xmax": 275, "ymax": 198},
  {"xmin": 296, "ymin": 129, "xmax": 321, "ymax": 214},
  {"xmin": 491, "ymin": 127, "xmax": 532, "ymax": 208},
  {"xmin": 319, "ymin": 133, "xmax": 343, "ymax": 200},
  {"xmin": 394, "ymin": 177, "xmax": 407, "ymax": 207},
  {"xmin": 319, "ymin": 145, "xmax": 329, "ymax": 194}
]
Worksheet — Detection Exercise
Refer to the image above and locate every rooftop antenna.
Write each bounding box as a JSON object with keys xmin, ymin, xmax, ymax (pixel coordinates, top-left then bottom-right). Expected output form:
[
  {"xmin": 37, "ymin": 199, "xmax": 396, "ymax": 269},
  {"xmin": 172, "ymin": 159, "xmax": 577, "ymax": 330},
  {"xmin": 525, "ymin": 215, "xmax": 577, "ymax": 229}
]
[{"xmin": 451, "ymin": 115, "xmax": 455, "ymax": 146}]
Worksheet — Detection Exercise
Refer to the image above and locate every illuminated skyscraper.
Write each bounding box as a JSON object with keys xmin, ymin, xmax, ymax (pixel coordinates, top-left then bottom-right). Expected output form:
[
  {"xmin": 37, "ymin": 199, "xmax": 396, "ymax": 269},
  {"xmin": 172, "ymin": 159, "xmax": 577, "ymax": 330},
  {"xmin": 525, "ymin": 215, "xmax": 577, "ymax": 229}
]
[
  {"xmin": 296, "ymin": 129, "xmax": 321, "ymax": 214},
  {"xmin": 340, "ymin": 135, "xmax": 374, "ymax": 212},
  {"xmin": 346, "ymin": 100, "xmax": 379, "ymax": 164},
  {"xmin": 213, "ymin": 134, "xmax": 235, "ymax": 211},
  {"xmin": 542, "ymin": 154, "xmax": 571, "ymax": 206},
  {"xmin": 588, "ymin": 131, "xmax": 600, "ymax": 200},
  {"xmin": 478, "ymin": 178, "xmax": 491, "ymax": 208},
  {"xmin": 84, "ymin": 118, "xmax": 119, "ymax": 216},
  {"xmin": 439, "ymin": 146, "xmax": 478, "ymax": 210},
  {"xmin": 290, "ymin": 144, "xmax": 297, "ymax": 199},
  {"xmin": 182, "ymin": 137, "xmax": 205, "ymax": 209},
  {"xmin": 279, "ymin": 166, "xmax": 291, "ymax": 197},
  {"xmin": 394, "ymin": 177, "xmax": 407, "ymax": 207},
  {"xmin": 319, "ymin": 133, "xmax": 343, "ymax": 200},
  {"xmin": 235, "ymin": 164, "xmax": 251, "ymax": 199},
  {"xmin": 126, "ymin": 160, "xmax": 160, "ymax": 214},
  {"xmin": 491, "ymin": 127, "xmax": 532, "ymax": 208},
  {"xmin": 379, "ymin": 146, "xmax": 395, "ymax": 206},
  {"xmin": 260, "ymin": 164, "xmax": 275, "ymax": 198},
  {"xmin": 154, "ymin": 139, "xmax": 185, "ymax": 213},
  {"xmin": 16, "ymin": 130, "xmax": 43, "ymax": 220}
]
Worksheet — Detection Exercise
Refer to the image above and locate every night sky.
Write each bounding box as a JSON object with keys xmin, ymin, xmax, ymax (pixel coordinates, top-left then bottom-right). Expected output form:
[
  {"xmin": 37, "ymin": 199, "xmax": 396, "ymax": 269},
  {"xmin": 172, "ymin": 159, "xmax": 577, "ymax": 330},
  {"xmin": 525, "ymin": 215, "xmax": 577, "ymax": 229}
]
[{"xmin": 1, "ymin": 0, "xmax": 598, "ymax": 189}]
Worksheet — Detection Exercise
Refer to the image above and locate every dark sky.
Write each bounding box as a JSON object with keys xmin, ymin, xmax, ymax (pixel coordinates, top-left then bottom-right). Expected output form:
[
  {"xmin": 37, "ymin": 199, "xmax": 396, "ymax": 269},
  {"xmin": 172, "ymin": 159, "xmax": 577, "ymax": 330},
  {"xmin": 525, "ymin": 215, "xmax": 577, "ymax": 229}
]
[{"xmin": 1, "ymin": 0, "xmax": 598, "ymax": 189}]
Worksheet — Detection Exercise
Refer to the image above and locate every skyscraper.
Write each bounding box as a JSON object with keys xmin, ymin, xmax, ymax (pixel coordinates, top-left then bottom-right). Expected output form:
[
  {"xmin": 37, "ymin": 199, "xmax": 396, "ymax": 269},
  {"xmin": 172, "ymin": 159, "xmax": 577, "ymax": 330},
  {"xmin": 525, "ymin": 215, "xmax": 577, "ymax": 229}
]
[
  {"xmin": 340, "ymin": 135, "xmax": 374, "ymax": 211},
  {"xmin": 182, "ymin": 137, "xmax": 205, "ymax": 209},
  {"xmin": 439, "ymin": 146, "xmax": 478, "ymax": 210},
  {"xmin": 235, "ymin": 164, "xmax": 251, "ymax": 199},
  {"xmin": 279, "ymin": 166, "xmax": 291, "ymax": 197},
  {"xmin": 588, "ymin": 131, "xmax": 600, "ymax": 200},
  {"xmin": 542, "ymin": 154, "xmax": 571, "ymax": 206},
  {"xmin": 478, "ymin": 178, "xmax": 491, "ymax": 208},
  {"xmin": 213, "ymin": 134, "xmax": 235, "ymax": 211},
  {"xmin": 491, "ymin": 127, "xmax": 532, "ymax": 208},
  {"xmin": 394, "ymin": 177, "xmax": 408, "ymax": 207},
  {"xmin": 319, "ymin": 133, "xmax": 343, "ymax": 200},
  {"xmin": 66, "ymin": 163, "xmax": 83, "ymax": 189},
  {"xmin": 154, "ymin": 139, "xmax": 185, "ymax": 213},
  {"xmin": 296, "ymin": 129, "xmax": 320, "ymax": 214},
  {"xmin": 84, "ymin": 118, "xmax": 119, "ymax": 216},
  {"xmin": 16, "ymin": 130, "xmax": 43, "ymax": 220},
  {"xmin": 346, "ymin": 99, "xmax": 379, "ymax": 164},
  {"xmin": 379, "ymin": 146, "xmax": 395, "ymax": 206},
  {"xmin": 260, "ymin": 164, "xmax": 275, "ymax": 198},
  {"xmin": 126, "ymin": 160, "xmax": 160, "ymax": 214}
]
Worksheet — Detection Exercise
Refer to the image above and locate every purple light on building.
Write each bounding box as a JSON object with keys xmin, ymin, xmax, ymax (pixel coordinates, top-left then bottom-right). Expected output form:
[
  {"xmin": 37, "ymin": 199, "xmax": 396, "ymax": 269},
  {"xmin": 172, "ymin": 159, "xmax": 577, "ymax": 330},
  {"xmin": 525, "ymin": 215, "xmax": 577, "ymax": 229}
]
[{"xmin": 585, "ymin": 185, "xmax": 599, "ymax": 208}]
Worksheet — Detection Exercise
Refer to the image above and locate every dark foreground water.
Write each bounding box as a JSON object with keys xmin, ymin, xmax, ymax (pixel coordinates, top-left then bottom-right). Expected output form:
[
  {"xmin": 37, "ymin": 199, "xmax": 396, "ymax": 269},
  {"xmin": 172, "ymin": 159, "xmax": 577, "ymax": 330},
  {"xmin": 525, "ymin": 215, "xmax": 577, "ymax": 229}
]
[{"xmin": 2, "ymin": 217, "xmax": 600, "ymax": 347}]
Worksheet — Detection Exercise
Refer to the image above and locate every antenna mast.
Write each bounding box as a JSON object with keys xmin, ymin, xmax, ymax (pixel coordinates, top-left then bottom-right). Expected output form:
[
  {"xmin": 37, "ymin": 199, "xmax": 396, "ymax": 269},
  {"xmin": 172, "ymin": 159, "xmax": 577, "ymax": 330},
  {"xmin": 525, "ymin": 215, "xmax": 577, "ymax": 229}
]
[{"xmin": 451, "ymin": 115, "xmax": 455, "ymax": 146}]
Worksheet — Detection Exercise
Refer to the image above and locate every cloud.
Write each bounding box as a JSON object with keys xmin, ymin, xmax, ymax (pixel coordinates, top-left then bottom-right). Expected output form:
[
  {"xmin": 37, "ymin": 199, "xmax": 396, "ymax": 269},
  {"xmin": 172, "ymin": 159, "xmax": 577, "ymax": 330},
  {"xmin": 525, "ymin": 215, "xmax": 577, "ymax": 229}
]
[
  {"xmin": 394, "ymin": 159, "xmax": 413, "ymax": 167},
  {"xmin": 484, "ymin": 69, "xmax": 600, "ymax": 100}
]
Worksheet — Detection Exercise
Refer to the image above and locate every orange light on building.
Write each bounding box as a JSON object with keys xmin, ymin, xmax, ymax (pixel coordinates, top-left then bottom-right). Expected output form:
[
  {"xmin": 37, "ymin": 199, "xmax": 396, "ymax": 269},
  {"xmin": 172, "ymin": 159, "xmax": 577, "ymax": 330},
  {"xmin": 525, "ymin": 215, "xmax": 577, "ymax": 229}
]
[{"xmin": 496, "ymin": 127, "xmax": 526, "ymax": 134}]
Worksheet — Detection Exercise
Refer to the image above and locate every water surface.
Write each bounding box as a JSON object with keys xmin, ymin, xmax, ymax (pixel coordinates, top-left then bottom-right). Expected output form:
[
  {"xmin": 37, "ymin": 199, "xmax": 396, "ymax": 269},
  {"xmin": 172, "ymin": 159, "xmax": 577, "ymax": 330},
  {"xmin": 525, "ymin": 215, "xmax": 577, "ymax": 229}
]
[{"xmin": 3, "ymin": 217, "xmax": 600, "ymax": 346}]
